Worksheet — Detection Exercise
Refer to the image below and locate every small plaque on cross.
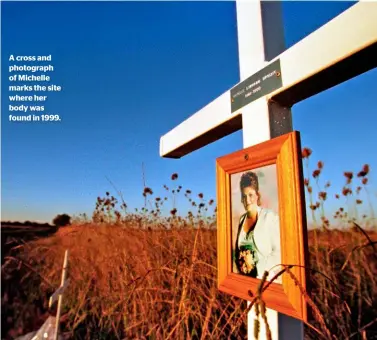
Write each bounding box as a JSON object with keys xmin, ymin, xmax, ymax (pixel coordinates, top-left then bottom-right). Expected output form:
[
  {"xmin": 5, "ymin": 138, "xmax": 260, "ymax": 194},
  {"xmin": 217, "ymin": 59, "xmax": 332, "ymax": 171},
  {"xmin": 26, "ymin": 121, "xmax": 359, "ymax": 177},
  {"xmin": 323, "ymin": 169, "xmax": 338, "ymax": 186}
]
[{"xmin": 230, "ymin": 59, "xmax": 283, "ymax": 113}]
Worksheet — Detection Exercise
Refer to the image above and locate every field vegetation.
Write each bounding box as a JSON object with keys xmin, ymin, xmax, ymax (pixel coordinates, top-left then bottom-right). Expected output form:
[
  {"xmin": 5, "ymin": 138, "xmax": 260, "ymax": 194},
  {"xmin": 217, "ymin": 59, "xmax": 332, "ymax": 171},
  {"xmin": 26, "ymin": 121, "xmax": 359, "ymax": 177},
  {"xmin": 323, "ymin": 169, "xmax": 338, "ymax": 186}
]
[{"xmin": 2, "ymin": 148, "xmax": 376, "ymax": 339}]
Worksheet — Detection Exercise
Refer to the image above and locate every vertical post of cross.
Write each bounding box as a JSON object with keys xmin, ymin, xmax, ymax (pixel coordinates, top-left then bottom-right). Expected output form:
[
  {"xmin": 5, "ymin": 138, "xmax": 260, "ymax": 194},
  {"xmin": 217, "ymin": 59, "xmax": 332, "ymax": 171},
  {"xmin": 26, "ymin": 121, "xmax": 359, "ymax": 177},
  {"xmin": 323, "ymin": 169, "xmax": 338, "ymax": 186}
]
[
  {"xmin": 53, "ymin": 249, "xmax": 69, "ymax": 340},
  {"xmin": 235, "ymin": 1, "xmax": 303, "ymax": 339}
]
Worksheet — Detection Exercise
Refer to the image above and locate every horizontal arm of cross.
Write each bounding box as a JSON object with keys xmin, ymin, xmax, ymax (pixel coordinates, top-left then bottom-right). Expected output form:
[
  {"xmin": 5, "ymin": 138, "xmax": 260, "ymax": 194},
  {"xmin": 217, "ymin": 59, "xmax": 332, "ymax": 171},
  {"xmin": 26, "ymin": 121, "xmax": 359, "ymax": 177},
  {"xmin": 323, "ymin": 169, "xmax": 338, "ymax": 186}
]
[{"xmin": 160, "ymin": 2, "xmax": 377, "ymax": 159}]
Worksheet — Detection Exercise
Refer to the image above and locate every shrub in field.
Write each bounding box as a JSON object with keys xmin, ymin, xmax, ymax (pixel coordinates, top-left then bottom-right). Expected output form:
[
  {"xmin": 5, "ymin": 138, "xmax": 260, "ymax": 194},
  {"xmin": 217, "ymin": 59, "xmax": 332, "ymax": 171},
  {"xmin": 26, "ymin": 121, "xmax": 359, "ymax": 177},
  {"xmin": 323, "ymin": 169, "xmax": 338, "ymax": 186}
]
[{"xmin": 52, "ymin": 214, "xmax": 72, "ymax": 227}]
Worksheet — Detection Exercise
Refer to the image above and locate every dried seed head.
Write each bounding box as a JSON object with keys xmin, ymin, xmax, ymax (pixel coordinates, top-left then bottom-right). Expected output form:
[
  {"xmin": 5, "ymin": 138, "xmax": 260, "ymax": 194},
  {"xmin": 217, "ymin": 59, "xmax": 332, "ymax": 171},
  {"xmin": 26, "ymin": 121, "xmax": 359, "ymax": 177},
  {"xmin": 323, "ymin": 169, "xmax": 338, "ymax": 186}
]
[
  {"xmin": 301, "ymin": 147, "xmax": 312, "ymax": 159},
  {"xmin": 317, "ymin": 161, "xmax": 324, "ymax": 169},
  {"xmin": 344, "ymin": 172, "xmax": 353, "ymax": 184},
  {"xmin": 143, "ymin": 187, "xmax": 153, "ymax": 195},
  {"xmin": 357, "ymin": 164, "xmax": 370, "ymax": 177},
  {"xmin": 171, "ymin": 173, "xmax": 178, "ymax": 180},
  {"xmin": 312, "ymin": 170, "xmax": 321, "ymax": 178},
  {"xmin": 357, "ymin": 171, "xmax": 367, "ymax": 177},
  {"xmin": 342, "ymin": 187, "xmax": 352, "ymax": 196}
]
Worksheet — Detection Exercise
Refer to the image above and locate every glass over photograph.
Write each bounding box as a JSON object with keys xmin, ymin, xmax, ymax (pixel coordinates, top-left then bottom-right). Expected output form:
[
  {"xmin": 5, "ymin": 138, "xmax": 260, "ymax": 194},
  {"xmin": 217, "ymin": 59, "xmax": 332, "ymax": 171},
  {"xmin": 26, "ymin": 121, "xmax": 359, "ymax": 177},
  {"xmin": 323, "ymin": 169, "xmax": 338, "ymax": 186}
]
[{"xmin": 231, "ymin": 164, "xmax": 282, "ymax": 283}]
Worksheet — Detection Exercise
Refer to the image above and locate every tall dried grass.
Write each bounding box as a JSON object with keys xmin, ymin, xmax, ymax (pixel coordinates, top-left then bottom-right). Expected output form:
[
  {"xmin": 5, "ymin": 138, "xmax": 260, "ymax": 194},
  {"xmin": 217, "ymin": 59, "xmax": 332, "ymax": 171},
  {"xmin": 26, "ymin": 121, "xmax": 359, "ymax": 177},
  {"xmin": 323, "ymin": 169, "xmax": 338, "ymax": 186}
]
[
  {"xmin": 2, "ymin": 150, "xmax": 377, "ymax": 339},
  {"xmin": 2, "ymin": 224, "xmax": 247, "ymax": 339},
  {"xmin": 301, "ymin": 148, "xmax": 377, "ymax": 339}
]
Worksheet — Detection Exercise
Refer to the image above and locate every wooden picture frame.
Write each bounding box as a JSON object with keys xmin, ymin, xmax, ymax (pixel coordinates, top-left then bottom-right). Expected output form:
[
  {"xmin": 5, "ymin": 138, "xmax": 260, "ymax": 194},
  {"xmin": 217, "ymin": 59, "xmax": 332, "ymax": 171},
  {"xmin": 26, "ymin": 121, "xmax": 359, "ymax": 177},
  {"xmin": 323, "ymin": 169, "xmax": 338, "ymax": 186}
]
[{"xmin": 216, "ymin": 131, "xmax": 309, "ymax": 322}]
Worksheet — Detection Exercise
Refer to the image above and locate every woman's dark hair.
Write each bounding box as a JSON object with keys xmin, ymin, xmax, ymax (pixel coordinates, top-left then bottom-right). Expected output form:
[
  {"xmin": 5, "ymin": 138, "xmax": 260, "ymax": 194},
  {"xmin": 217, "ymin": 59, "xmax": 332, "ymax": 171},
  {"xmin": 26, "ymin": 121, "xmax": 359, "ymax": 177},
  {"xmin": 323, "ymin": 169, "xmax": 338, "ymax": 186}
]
[{"xmin": 239, "ymin": 171, "xmax": 261, "ymax": 206}]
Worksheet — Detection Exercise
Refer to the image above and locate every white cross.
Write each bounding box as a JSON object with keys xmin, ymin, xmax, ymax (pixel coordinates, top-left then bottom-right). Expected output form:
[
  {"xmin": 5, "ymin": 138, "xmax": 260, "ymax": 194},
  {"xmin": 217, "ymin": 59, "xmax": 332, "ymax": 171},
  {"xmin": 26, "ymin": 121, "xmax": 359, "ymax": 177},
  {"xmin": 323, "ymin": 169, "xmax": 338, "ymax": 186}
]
[
  {"xmin": 49, "ymin": 249, "xmax": 70, "ymax": 340},
  {"xmin": 160, "ymin": 2, "xmax": 377, "ymax": 339}
]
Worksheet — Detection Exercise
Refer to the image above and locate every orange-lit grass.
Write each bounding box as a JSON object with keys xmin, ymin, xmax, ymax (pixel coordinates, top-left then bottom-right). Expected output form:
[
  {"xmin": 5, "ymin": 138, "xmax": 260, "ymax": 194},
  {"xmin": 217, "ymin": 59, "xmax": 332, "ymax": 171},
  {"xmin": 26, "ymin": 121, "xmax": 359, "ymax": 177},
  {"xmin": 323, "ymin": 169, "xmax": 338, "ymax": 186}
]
[
  {"xmin": 5, "ymin": 224, "xmax": 246, "ymax": 339},
  {"xmin": 3, "ymin": 222, "xmax": 376, "ymax": 339},
  {"xmin": 2, "ymin": 151, "xmax": 377, "ymax": 339},
  {"xmin": 306, "ymin": 227, "xmax": 377, "ymax": 339}
]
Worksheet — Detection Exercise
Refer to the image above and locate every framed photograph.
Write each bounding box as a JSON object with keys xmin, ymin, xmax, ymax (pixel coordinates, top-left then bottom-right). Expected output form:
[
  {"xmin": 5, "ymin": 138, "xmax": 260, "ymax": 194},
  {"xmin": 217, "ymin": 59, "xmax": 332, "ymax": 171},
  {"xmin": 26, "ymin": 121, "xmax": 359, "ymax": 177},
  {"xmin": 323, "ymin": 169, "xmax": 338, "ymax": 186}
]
[{"xmin": 216, "ymin": 131, "xmax": 309, "ymax": 321}]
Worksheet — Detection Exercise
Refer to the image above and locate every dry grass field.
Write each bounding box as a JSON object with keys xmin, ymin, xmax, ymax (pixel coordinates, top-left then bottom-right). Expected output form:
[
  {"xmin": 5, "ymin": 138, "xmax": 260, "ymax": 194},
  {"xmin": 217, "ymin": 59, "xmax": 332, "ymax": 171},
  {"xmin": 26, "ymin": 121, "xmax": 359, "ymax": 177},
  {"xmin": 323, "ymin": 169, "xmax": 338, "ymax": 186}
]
[{"xmin": 2, "ymin": 150, "xmax": 377, "ymax": 339}]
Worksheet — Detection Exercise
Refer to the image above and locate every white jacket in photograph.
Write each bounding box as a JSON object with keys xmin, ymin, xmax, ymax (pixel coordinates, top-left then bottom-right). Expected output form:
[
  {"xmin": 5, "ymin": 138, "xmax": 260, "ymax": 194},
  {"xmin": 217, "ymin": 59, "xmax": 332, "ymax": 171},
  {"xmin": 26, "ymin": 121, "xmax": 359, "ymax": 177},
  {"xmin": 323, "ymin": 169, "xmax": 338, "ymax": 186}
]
[{"xmin": 236, "ymin": 206, "xmax": 282, "ymax": 282}]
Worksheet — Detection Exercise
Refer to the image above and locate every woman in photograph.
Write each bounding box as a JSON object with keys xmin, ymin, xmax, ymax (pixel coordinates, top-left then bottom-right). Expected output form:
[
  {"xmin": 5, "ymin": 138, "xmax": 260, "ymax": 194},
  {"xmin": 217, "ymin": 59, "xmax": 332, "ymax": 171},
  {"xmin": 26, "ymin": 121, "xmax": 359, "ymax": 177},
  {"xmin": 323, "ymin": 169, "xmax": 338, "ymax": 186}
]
[{"xmin": 234, "ymin": 171, "xmax": 281, "ymax": 282}]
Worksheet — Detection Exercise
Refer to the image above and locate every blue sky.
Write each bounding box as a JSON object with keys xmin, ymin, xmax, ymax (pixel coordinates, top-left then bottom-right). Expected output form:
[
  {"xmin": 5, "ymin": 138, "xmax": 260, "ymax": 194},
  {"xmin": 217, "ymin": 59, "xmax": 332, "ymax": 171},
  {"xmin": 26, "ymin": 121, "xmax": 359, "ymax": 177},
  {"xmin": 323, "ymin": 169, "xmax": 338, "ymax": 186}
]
[{"xmin": 1, "ymin": 1, "xmax": 376, "ymax": 225}]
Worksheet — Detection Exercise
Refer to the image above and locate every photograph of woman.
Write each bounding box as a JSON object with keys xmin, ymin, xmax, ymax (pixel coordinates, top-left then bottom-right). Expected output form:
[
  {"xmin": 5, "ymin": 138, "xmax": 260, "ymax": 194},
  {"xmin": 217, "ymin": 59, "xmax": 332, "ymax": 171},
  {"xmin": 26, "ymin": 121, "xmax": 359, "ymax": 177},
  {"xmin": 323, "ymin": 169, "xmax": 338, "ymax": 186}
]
[{"xmin": 232, "ymin": 167, "xmax": 282, "ymax": 283}]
